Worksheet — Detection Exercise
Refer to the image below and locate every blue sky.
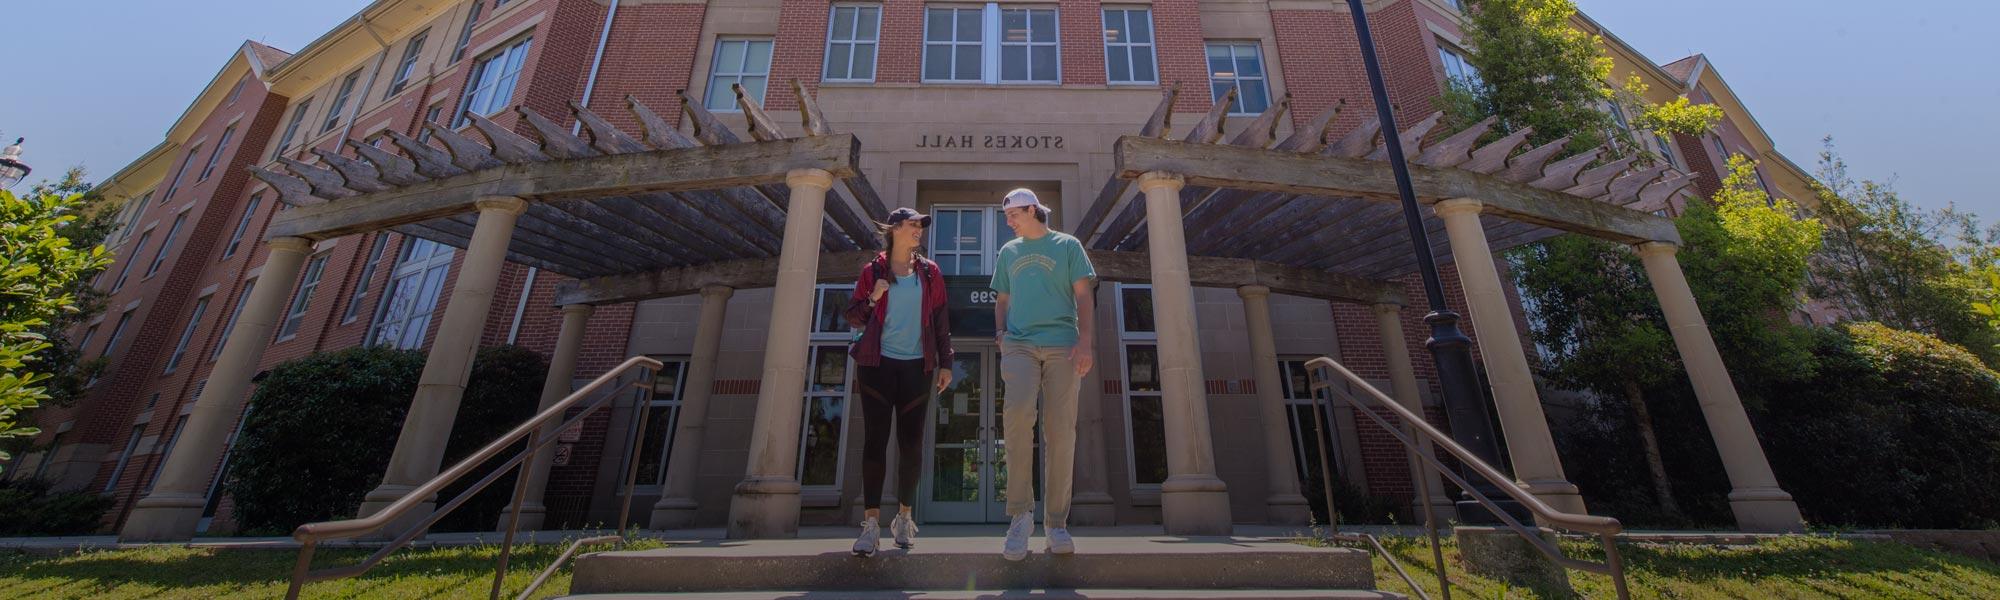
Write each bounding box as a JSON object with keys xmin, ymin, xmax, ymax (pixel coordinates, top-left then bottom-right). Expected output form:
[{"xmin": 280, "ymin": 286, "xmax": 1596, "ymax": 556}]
[{"xmin": 2, "ymin": 1, "xmax": 1990, "ymax": 220}]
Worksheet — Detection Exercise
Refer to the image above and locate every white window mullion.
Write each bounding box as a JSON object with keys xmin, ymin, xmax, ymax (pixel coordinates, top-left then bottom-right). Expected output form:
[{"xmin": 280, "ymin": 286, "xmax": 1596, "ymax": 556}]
[{"xmin": 983, "ymin": 3, "xmax": 1002, "ymax": 84}]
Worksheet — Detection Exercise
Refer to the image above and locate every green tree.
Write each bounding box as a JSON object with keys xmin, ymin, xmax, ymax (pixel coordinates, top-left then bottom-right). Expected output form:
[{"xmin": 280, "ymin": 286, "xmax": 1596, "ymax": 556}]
[
  {"xmin": 1675, "ymin": 155, "xmax": 1826, "ymax": 391},
  {"xmin": 0, "ymin": 184, "xmax": 113, "ymax": 473},
  {"xmin": 22, "ymin": 169, "xmax": 118, "ymax": 410}
]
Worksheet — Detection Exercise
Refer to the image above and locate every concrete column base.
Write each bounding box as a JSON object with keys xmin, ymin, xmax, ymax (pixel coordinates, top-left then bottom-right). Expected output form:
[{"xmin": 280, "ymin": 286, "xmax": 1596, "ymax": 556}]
[
  {"xmin": 728, "ymin": 477, "xmax": 802, "ymax": 539},
  {"xmin": 1520, "ymin": 479, "xmax": 1588, "ymax": 516},
  {"xmin": 497, "ymin": 502, "xmax": 546, "ymax": 533},
  {"xmin": 1729, "ymin": 487, "xmax": 1806, "ymax": 533},
  {"xmin": 1266, "ymin": 493, "xmax": 1312, "ymax": 526},
  {"xmin": 357, "ymin": 484, "xmax": 436, "ymax": 541},
  {"xmin": 1161, "ymin": 475, "xmax": 1233, "ymax": 536},
  {"xmin": 650, "ymin": 497, "xmax": 699, "ymax": 530},
  {"xmin": 1070, "ymin": 492, "xmax": 1118, "ymax": 526},
  {"xmin": 1454, "ymin": 526, "xmax": 1571, "ymax": 594},
  {"xmin": 117, "ymin": 493, "xmax": 206, "ymax": 542}
]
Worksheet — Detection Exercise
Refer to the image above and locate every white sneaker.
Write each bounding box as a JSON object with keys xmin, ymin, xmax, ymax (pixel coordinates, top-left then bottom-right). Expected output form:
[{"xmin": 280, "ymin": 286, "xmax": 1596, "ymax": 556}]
[
  {"xmin": 891, "ymin": 512, "xmax": 919, "ymax": 549},
  {"xmin": 1002, "ymin": 512, "xmax": 1033, "ymax": 561},
  {"xmin": 1045, "ymin": 526, "xmax": 1075, "ymax": 555},
  {"xmin": 852, "ymin": 517, "xmax": 880, "ymax": 557}
]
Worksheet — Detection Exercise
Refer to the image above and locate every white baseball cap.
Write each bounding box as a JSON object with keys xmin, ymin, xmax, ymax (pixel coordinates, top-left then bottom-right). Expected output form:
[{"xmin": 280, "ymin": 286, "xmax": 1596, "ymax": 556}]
[{"xmin": 1002, "ymin": 188, "xmax": 1049, "ymax": 213}]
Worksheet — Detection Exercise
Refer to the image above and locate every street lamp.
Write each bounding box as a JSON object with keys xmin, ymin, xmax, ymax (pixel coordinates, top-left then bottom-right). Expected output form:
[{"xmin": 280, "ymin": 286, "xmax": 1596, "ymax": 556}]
[
  {"xmin": 0, "ymin": 138, "xmax": 30, "ymax": 190},
  {"xmin": 1340, "ymin": 0, "xmax": 1523, "ymax": 524}
]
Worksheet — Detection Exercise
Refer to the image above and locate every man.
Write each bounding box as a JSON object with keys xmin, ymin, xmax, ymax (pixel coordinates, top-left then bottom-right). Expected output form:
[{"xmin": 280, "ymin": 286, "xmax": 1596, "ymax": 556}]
[{"xmin": 989, "ymin": 188, "xmax": 1095, "ymax": 561}]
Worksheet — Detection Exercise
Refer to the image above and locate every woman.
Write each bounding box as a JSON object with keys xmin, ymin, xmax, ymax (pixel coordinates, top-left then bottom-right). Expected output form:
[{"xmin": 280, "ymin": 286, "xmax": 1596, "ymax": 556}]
[{"xmin": 843, "ymin": 207, "xmax": 954, "ymax": 557}]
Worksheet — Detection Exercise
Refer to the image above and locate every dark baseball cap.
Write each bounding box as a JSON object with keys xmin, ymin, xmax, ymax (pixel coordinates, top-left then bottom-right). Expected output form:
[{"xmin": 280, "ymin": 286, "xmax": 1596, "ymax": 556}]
[{"xmin": 888, "ymin": 207, "xmax": 933, "ymax": 228}]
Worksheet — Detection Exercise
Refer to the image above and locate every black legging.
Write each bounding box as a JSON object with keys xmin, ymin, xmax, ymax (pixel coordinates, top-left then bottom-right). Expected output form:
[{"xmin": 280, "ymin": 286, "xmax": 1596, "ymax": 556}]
[{"xmin": 856, "ymin": 357, "xmax": 931, "ymax": 511}]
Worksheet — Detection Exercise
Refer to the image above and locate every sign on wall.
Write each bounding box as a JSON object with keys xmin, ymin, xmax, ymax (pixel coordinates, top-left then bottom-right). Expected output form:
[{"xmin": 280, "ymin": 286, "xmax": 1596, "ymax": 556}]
[
  {"xmin": 946, "ymin": 276, "xmax": 999, "ymax": 338},
  {"xmin": 917, "ymin": 133, "xmax": 1067, "ymax": 150}
]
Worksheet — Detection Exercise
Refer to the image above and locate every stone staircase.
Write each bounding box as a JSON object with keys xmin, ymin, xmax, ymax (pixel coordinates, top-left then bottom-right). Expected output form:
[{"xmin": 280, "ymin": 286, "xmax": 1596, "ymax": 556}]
[{"xmin": 559, "ymin": 528, "xmax": 1397, "ymax": 599}]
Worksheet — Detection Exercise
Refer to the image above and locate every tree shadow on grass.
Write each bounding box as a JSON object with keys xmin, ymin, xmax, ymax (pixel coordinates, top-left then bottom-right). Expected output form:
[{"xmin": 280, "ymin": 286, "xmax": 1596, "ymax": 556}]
[{"xmin": 1606, "ymin": 538, "xmax": 2000, "ymax": 584}]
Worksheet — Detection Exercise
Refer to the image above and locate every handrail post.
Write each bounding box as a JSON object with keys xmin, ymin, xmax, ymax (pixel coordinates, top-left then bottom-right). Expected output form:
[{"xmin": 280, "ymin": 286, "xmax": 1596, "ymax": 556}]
[
  {"xmin": 491, "ymin": 429, "xmax": 542, "ymax": 600},
  {"xmin": 616, "ymin": 367, "xmax": 658, "ymax": 539},
  {"xmin": 1410, "ymin": 429, "xmax": 1452, "ymax": 600},
  {"xmin": 1309, "ymin": 381, "xmax": 1340, "ymax": 534}
]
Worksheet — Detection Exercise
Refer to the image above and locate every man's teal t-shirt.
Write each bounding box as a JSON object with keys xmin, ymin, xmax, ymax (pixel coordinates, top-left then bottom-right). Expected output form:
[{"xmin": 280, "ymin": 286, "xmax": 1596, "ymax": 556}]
[
  {"xmin": 990, "ymin": 230, "xmax": 1096, "ymax": 347},
  {"xmin": 881, "ymin": 271, "xmax": 924, "ymax": 360}
]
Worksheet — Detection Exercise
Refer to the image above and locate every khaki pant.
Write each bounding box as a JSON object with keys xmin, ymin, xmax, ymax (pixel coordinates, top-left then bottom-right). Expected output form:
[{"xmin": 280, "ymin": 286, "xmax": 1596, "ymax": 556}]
[{"xmin": 999, "ymin": 341, "xmax": 1082, "ymax": 526}]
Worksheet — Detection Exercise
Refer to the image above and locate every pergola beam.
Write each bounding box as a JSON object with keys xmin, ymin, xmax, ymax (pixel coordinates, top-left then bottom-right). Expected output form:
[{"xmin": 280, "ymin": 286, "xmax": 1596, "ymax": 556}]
[
  {"xmin": 1113, "ymin": 136, "xmax": 1681, "ymax": 245},
  {"xmin": 268, "ymin": 133, "xmax": 863, "ymax": 241}
]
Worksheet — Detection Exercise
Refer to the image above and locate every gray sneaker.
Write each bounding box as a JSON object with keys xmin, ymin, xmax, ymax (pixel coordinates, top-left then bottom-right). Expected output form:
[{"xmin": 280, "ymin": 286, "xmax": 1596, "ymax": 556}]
[
  {"xmin": 891, "ymin": 512, "xmax": 919, "ymax": 549},
  {"xmin": 1045, "ymin": 526, "xmax": 1075, "ymax": 555},
  {"xmin": 852, "ymin": 517, "xmax": 880, "ymax": 557},
  {"xmin": 1002, "ymin": 512, "xmax": 1033, "ymax": 561}
]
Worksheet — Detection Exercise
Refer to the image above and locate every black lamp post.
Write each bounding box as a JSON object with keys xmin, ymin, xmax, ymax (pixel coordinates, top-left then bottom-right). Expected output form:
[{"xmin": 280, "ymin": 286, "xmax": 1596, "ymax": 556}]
[
  {"xmin": 0, "ymin": 138, "xmax": 29, "ymax": 190},
  {"xmin": 1340, "ymin": 0, "xmax": 1524, "ymax": 523}
]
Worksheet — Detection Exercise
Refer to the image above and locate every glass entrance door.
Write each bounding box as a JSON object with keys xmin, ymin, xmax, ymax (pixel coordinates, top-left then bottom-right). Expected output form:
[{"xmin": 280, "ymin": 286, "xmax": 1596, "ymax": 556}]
[{"xmin": 923, "ymin": 347, "xmax": 1037, "ymax": 522}]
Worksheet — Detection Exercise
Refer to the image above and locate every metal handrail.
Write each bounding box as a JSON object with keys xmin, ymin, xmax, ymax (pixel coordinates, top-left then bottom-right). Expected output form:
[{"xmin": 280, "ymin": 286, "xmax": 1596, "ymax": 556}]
[
  {"xmin": 285, "ymin": 355, "xmax": 664, "ymax": 600},
  {"xmin": 1305, "ymin": 357, "xmax": 1630, "ymax": 599}
]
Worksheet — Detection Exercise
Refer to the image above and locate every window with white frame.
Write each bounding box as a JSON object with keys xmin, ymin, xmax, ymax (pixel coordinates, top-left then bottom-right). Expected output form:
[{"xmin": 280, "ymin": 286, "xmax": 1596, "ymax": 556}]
[
  {"xmin": 633, "ymin": 358, "xmax": 691, "ymax": 489},
  {"xmin": 116, "ymin": 192, "xmax": 151, "ymax": 245},
  {"xmin": 824, "ymin": 5, "xmax": 881, "ymax": 82},
  {"xmin": 999, "ymin": 7, "xmax": 1059, "ymax": 83},
  {"xmin": 145, "ymin": 214, "xmax": 186, "ymax": 278},
  {"xmin": 222, "ymin": 193, "xmax": 260, "ymax": 259},
  {"xmin": 1102, "ymin": 8, "xmax": 1156, "ymax": 84},
  {"xmin": 272, "ymin": 99, "xmax": 312, "ymax": 161},
  {"xmin": 102, "ymin": 309, "xmax": 135, "ymax": 360},
  {"xmin": 225, "ymin": 77, "xmax": 248, "ymax": 106},
  {"xmin": 104, "ymin": 424, "xmax": 146, "ymax": 493},
  {"xmin": 923, "ymin": 6, "xmax": 985, "ymax": 82},
  {"xmin": 369, "ymin": 238, "xmax": 456, "ymax": 349},
  {"xmin": 1437, "ymin": 44, "xmax": 1482, "ymax": 91},
  {"xmin": 457, "ymin": 37, "xmax": 534, "ymax": 127},
  {"xmin": 704, "ymin": 38, "xmax": 773, "ymax": 112},
  {"xmin": 33, "ymin": 432, "xmax": 64, "ymax": 479},
  {"xmin": 451, "ymin": 0, "xmax": 485, "ymax": 64},
  {"xmin": 276, "ymin": 254, "xmax": 330, "ymax": 341},
  {"xmin": 163, "ymin": 145, "xmax": 200, "ymax": 200},
  {"xmin": 928, "ymin": 206, "xmax": 1020, "ymax": 276},
  {"xmin": 197, "ymin": 126, "xmax": 234, "ymax": 182},
  {"xmin": 213, "ymin": 279, "xmax": 255, "ymax": 361},
  {"xmin": 323, "ymin": 71, "xmax": 361, "ymax": 133},
  {"xmin": 1278, "ymin": 358, "xmax": 1346, "ymax": 486},
  {"xmin": 388, "ymin": 29, "xmax": 430, "ymax": 98},
  {"xmin": 1115, "ymin": 284, "xmax": 1168, "ymax": 486},
  {"xmin": 799, "ymin": 284, "xmax": 858, "ymax": 487},
  {"xmin": 110, "ymin": 230, "xmax": 151, "ymax": 293},
  {"xmin": 343, "ymin": 232, "xmax": 392, "ymax": 324},
  {"xmin": 417, "ymin": 104, "xmax": 447, "ymax": 143},
  {"xmin": 1206, "ymin": 42, "xmax": 1270, "ymax": 115},
  {"xmin": 163, "ymin": 295, "xmax": 210, "ymax": 375},
  {"xmin": 146, "ymin": 415, "xmax": 190, "ymax": 493}
]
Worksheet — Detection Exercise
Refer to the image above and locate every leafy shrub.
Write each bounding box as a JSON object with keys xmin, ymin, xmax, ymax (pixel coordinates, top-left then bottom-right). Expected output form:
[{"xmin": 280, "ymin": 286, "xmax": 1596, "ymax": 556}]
[
  {"xmin": 0, "ymin": 478, "xmax": 115, "ymax": 535},
  {"xmin": 1302, "ymin": 469, "xmax": 1404, "ymax": 525},
  {"xmin": 225, "ymin": 345, "xmax": 546, "ymax": 534}
]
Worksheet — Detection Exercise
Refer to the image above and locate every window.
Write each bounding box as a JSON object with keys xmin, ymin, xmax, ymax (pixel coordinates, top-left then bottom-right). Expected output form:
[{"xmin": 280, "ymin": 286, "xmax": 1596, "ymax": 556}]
[
  {"xmin": 633, "ymin": 358, "xmax": 691, "ymax": 488},
  {"xmin": 276, "ymin": 254, "xmax": 330, "ymax": 341},
  {"xmin": 1653, "ymin": 133, "xmax": 1679, "ymax": 168},
  {"xmin": 417, "ymin": 104, "xmax": 446, "ymax": 143},
  {"xmin": 370, "ymin": 238, "xmax": 456, "ymax": 349},
  {"xmin": 163, "ymin": 145, "xmax": 201, "ymax": 199},
  {"xmin": 273, "ymin": 99, "xmax": 312, "ymax": 160},
  {"xmin": 213, "ymin": 279, "xmax": 256, "ymax": 361},
  {"xmin": 323, "ymin": 71, "xmax": 361, "ymax": 133},
  {"xmin": 163, "ymin": 296, "xmax": 211, "ymax": 375},
  {"xmin": 77, "ymin": 325, "xmax": 99, "ymax": 359},
  {"xmin": 222, "ymin": 193, "xmax": 261, "ymax": 259},
  {"xmin": 923, "ymin": 7, "xmax": 983, "ymax": 82},
  {"xmin": 1279, "ymin": 358, "xmax": 1346, "ymax": 487},
  {"xmin": 1000, "ymin": 8, "xmax": 1059, "ymax": 83},
  {"xmin": 1102, "ymin": 8, "xmax": 1156, "ymax": 84},
  {"xmin": 1437, "ymin": 44, "xmax": 1482, "ymax": 91},
  {"xmin": 146, "ymin": 415, "xmax": 190, "ymax": 493},
  {"xmin": 824, "ymin": 5, "xmax": 881, "ymax": 82},
  {"xmin": 104, "ymin": 425, "xmax": 146, "ymax": 493},
  {"xmin": 704, "ymin": 38, "xmax": 772, "ymax": 112},
  {"xmin": 225, "ymin": 77, "xmax": 248, "ymax": 105},
  {"xmin": 344, "ymin": 232, "xmax": 392, "ymax": 324},
  {"xmin": 197, "ymin": 126, "xmax": 234, "ymax": 182},
  {"xmin": 1115, "ymin": 284, "xmax": 1167, "ymax": 486},
  {"xmin": 117, "ymin": 192, "xmax": 151, "ymax": 244},
  {"xmin": 387, "ymin": 29, "xmax": 430, "ymax": 98},
  {"xmin": 799, "ymin": 285, "xmax": 858, "ymax": 488},
  {"xmin": 33, "ymin": 432, "xmax": 64, "ymax": 479},
  {"xmin": 928, "ymin": 205, "xmax": 1021, "ymax": 276},
  {"xmin": 451, "ymin": 0, "xmax": 485, "ymax": 64},
  {"xmin": 102, "ymin": 309, "xmax": 136, "ymax": 359},
  {"xmin": 457, "ymin": 37, "xmax": 533, "ymax": 126},
  {"xmin": 1206, "ymin": 42, "xmax": 1270, "ymax": 115},
  {"xmin": 1711, "ymin": 136, "xmax": 1732, "ymax": 164},
  {"xmin": 111, "ymin": 230, "xmax": 152, "ymax": 292},
  {"xmin": 144, "ymin": 214, "xmax": 187, "ymax": 278}
]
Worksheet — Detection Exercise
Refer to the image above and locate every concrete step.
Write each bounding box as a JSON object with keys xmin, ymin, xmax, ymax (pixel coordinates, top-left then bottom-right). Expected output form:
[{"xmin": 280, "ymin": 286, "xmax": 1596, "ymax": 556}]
[
  {"xmin": 568, "ymin": 535, "xmax": 1377, "ymax": 595},
  {"xmin": 562, "ymin": 590, "xmax": 1403, "ymax": 599}
]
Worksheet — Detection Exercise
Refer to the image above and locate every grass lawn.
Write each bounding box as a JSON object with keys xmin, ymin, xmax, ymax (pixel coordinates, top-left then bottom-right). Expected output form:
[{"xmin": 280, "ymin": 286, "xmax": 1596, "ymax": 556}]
[
  {"xmin": 1360, "ymin": 534, "xmax": 2000, "ymax": 599},
  {"xmin": 0, "ymin": 539, "xmax": 666, "ymax": 599}
]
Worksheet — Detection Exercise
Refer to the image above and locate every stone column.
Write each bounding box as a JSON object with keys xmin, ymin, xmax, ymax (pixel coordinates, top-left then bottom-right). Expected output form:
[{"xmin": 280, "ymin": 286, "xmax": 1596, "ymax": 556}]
[
  {"xmin": 120, "ymin": 237, "xmax": 315, "ymax": 542},
  {"xmin": 1070, "ymin": 294, "xmax": 1118, "ymax": 525},
  {"xmin": 499, "ymin": 303, "xmax": 594, "ymax": 532},
  {"xmin": 1239, "ymin": 285, "xmax": 1311, "ymax": 525},
  {"xmin": 361, "ymin": 197, "xmax": 528, "ymax": 533},
  {"xmin": 651, "ymin": 285, "xmax": 733, "ymax": 529},
  {"xmin": 1138, "ymin": 172, "xmax": 1232, "ymax": 535},
  {"xmin": 1637, "ymin": 242, "xmax": 1804, "ymax": 532},
  {"xmin": 1432, "ymin": 198, "xmax": 1584, "ymax": 514},
  {"xmin": 728, "ymin": 169, "xmax": 833, "ymax": 538},
  {"xmin": 1375, "ymin": 303, "xmax": 1457, "ymax": 521}
]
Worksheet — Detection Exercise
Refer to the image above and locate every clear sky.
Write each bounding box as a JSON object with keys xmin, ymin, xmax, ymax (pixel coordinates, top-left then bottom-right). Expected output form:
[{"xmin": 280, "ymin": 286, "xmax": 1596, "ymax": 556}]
[{"xmin": 3, "ymin": 1, "xmax": 1991, "ymax": 220}]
